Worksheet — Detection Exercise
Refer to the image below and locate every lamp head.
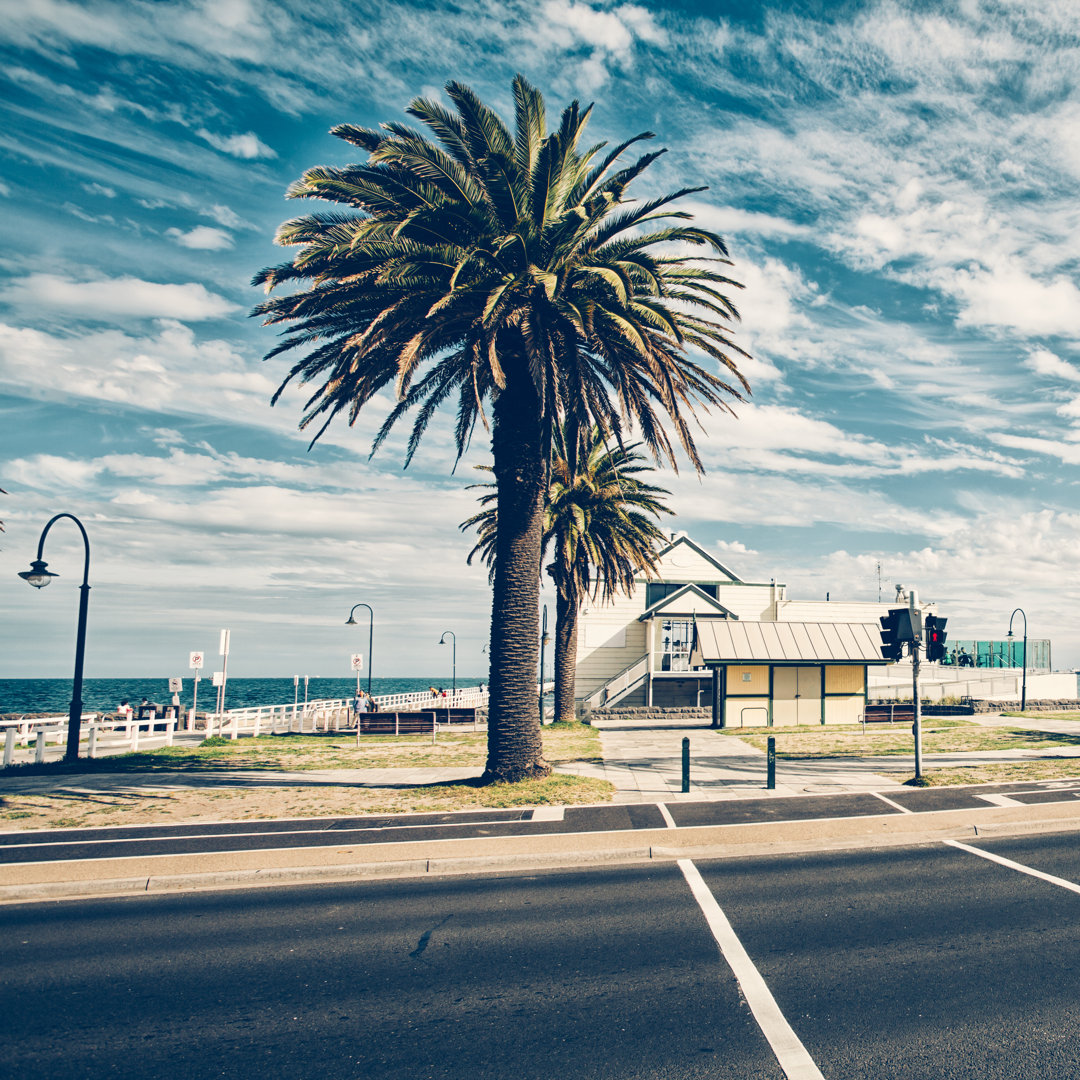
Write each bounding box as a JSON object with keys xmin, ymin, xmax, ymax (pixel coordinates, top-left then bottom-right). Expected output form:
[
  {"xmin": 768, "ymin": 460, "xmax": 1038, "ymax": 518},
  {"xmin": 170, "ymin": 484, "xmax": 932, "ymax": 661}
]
[
  {"xmin": 345, "ymin": 615, "xmax": 357, "ymax": 625},
  {"xmin": 19, "ymin": 559, "xmax": 57, "ymax": 589}
]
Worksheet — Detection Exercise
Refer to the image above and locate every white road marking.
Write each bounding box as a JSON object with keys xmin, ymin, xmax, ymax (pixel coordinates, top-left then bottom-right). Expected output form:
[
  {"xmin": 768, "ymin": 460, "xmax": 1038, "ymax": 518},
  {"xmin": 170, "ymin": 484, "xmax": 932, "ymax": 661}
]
[
  {"xmin": 678, "ymin": 859, "xmax": 826, "ymax": 1080},
  {"xmin": 530, "ymin": 806, "xmax": 565, "ymax": 821},
  {"xmin": 657, "ymin": 803, "xmax": 677, "ymax": 829},
  {"xmin": 945, "ymin": 840, "xmax": 1080, "ymax": 895},
  {"xmin": 974, "ymin": 793, "xmax": 1024, "ymax": 807},
  {"xmin": 869, "ymin": 791, "xmax": 913, "ymax": 814}
]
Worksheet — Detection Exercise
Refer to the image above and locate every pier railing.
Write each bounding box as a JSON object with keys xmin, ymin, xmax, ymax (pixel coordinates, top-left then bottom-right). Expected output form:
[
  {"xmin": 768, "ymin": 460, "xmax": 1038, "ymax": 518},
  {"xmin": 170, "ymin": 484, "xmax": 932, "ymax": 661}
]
[{"xmin": 203, "ymin": 685, "xmax": 492, "ymax": 739}]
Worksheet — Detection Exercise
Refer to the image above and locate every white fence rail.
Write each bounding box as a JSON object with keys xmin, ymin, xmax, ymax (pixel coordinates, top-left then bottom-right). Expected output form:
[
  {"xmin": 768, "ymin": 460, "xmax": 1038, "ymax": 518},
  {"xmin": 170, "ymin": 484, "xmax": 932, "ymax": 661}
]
[
  {"xmin": 203, "ymin": 686, "xmax": 493, "ymax": 740},
  {"xmin": 2, "ymin": 716, "xmax": 178, "ymax": 767}
]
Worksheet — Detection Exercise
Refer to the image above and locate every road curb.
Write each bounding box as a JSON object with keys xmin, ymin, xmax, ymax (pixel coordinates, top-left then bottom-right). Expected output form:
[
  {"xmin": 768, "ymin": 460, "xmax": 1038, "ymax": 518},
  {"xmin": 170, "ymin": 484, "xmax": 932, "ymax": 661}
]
[{"xmin": 5, "ymin": 800, "xmax": 1080, "ymax": 903}]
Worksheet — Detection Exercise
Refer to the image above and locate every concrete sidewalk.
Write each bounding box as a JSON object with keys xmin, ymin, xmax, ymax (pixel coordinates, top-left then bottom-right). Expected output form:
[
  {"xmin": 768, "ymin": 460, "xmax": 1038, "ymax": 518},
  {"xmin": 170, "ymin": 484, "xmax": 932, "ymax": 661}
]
[{"xmin": 5, "ymin": 713, "xmax": 1080, "ymax": 805}]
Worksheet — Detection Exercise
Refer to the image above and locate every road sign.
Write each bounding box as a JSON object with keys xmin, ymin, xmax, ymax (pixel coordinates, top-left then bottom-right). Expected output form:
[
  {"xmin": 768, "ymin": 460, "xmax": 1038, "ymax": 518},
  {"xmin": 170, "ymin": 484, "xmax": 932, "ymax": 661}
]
[
  {"xmin": 169, "ymin": 677, "xmax": 182, "ymax": 693},
  {"xmin": 350, "ymin": 653, "xmax": 364, "ymax": 671},
  {"xmin": 212, "ymin": 671, "xmax": 224, "ymax": 687},
  {"xmin": 219, "ymin": 629, "xmax": 231, "ymax": 656},
  {"xmin": 189, "ymin": 652, "xmax": 204, "ymax": 670}
]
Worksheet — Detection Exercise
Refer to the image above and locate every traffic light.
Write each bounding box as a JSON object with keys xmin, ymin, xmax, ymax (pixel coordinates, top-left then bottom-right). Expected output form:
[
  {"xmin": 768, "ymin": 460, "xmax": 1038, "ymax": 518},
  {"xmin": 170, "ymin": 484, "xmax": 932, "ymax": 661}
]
[
  {"xmin": 879, "ymin": 609, "xmax": 905, "ymax": 661},
  {"xmin": 925, "ymin": 614, "xmax": 948, "ymax": 662}
]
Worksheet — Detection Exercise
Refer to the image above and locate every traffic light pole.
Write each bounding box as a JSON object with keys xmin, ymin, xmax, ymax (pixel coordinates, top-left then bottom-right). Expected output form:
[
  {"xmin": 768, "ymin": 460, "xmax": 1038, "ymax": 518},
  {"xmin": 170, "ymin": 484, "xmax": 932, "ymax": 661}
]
[
  {"xmin": 912, "ymin": 640, "xmax": 922, "ymax": 779},
  {"xmin": 910, "ymin": 590, "xmax": 922, "ymax": 780}
]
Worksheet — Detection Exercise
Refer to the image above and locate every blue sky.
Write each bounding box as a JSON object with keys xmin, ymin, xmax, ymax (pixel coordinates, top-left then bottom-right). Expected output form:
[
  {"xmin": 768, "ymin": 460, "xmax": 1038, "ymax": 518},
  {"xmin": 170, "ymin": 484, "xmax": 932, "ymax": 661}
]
[{"xmin": 1, "ymin": 0, "xmax": 1079, "ymax": 680}]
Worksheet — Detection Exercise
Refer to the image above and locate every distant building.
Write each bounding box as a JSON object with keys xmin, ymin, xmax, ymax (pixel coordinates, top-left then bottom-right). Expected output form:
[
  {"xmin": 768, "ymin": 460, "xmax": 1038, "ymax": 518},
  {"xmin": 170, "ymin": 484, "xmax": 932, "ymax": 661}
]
[{"xmin": 576, "ymin": 534, "xmax": 920, "ymax": 725}]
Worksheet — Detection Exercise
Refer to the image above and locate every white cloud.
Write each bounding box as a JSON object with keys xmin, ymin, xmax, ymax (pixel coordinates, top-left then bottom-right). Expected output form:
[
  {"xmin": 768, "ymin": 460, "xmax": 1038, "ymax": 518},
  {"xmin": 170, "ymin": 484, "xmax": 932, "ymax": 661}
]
[
  {"xmin": 0, "ymin": 274, "xmax": 238, "ymax": 320},
  {"xmin": 196, "ymin": 127, "xmax": 276, "ymax": 159},
  {"xmin": 81, "ymin": 181, "xmax": 116, "ymax": 198},
  {"xmin": 201, "ymin": 203, "xmax": 251, "ymax": 230},
  {"xmin": 165, "ymin": 225, "xmax": 234, "ymax": 250},
  {"xmin": 1025, "ymin": 346, "xmax": 1080, "ymax": 383},
  {"xmin": 950, "ymin": 262, "xmax": 1080, "ymax": 336}
]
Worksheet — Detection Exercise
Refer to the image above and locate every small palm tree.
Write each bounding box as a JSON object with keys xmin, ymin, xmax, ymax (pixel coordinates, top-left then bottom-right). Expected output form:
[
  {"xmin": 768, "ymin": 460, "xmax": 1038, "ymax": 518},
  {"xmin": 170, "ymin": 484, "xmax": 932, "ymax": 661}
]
[
  {"xmin": 464, "ymin": 423, "xmax": 672, "ymax": 722},
  {"xmin": 253, "ymin": 75, "xmax": 747, "ymax": 782}
]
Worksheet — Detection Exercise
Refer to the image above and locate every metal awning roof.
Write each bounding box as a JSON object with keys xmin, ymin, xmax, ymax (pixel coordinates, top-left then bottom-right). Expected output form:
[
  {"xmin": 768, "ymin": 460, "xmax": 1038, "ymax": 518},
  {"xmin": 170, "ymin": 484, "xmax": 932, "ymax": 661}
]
[{"xmin": 692, "ymin": 620, "xmax": 886, "ymax": 665}]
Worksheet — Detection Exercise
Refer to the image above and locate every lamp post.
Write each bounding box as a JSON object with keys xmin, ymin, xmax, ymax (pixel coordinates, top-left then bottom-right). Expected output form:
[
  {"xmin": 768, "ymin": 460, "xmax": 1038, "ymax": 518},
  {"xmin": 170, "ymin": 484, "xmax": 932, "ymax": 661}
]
[
  {"xmin": 439, "ymin": 630, "xmax": 456, "ymax": 699},
  {"xmin": 539, "ymin": 605, "xmax": 550, "ymax": 725},
  {"xmin": 1008, "ymin": 607, "xmax": 1028, "ymax": 712},
  {"xmin": 345, "ymin": 603, "xmax": 374, "ymax": 696},
  {"xmin": 19, "ymin": 513, "xmax": 91, "ymax": 762}
]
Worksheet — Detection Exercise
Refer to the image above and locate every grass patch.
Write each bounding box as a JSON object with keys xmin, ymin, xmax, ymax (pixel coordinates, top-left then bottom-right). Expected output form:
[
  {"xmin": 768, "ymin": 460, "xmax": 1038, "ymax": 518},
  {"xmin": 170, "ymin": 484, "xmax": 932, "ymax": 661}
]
[
  {"xmin": 725, "ymin": 721, "xmax": 1080, "ymax": 758},
  {"xmin": 882, "ymin": 760, "xmax": 1080, "ymax": 786},
  {"xmin": 1002, "ymin": 711, "xmax": 1080, "ymax": 721},
  {"xmin": 0, "ymin": 773, "xmax": 614, "ymax": 830},
  {"xmin": 2, "ymin": 724, "xmax": 602, "ymax": 777}
]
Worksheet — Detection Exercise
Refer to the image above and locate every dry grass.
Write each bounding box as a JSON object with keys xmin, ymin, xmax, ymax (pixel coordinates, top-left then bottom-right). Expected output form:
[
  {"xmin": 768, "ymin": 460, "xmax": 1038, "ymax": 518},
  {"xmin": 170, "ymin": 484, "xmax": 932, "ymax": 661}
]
[
  {"xmin": 0, "ymin": 774, "xmax": 615, "ymax": 830},
  {"xmin": 874, "ymin": 760, "xmax": 1080, "ymax": 786},
  {"xmin": 0, "ymin": 723, "xmax": 612, "ymax": 830},
  {"xmin": 727, "ymin": 721, "xmax": 1080, "ymax": 758}
]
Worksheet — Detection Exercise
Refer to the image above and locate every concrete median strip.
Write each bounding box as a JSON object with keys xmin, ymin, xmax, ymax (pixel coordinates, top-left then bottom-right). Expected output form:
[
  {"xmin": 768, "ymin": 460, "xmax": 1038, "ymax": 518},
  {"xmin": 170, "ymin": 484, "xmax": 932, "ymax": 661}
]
[{"xmin": 4, "ymin": 799, "xmax": 1080, "ymax": 903}]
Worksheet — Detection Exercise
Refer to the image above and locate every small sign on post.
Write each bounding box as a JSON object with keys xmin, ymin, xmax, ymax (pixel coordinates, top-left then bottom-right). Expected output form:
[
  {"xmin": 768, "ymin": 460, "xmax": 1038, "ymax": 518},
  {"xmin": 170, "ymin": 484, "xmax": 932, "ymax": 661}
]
[
  {"xmin": 168, "ymin": 677, "xmax": 182, "ymax": 693},
  {"xmin": 212, "ymin": 671, "xmax": 224, "ymax": 687},
  {"xmin": 189, "ymin": 652, "xmax": 204, "ymax": 670},
  {"xmin": 350, "ymin": 654, "xmax": 364, "ymax": 671}
]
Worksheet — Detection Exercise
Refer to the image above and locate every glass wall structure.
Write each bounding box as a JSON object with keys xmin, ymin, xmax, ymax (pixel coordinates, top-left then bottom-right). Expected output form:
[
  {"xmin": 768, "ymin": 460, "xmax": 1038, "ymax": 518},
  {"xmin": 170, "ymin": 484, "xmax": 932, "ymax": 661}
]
[{"xmin": 940, "ymin": 638, "xmax": 1050, "ymax": 670}]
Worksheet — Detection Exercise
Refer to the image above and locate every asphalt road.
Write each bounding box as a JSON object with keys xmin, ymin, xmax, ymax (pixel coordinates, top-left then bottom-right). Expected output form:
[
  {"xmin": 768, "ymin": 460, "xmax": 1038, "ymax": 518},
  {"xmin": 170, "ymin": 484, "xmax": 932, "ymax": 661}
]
[
  {"xmin": 4, "ymin": 778, "xmax": 1080, "ymax": 865},
  {"xmin": 5, "ymin": 831, "xmax": 1080, "ymax": 1079}
]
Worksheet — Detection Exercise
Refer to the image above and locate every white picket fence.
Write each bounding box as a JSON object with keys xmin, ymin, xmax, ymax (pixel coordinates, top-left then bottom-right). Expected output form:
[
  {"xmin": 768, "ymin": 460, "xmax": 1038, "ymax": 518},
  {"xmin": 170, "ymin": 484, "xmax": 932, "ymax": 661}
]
[{"xmin": 1, "ymin": 715, "xmax": 178, "ymax": 767}]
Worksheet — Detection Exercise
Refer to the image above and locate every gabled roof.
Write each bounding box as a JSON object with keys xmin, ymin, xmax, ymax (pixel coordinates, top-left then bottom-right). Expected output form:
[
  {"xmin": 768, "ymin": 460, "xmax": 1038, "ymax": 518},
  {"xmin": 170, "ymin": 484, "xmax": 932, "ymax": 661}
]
[
  {"xmin": 638, "ymin": 583, "xmax": 738, "ymax": 621},
  {"xmin": 692, "ymin": 620, "xmax": 887, "ymax": 665},
  {"xmin": 643, "ymin": 534, "xmax": 743, "ymax": 583}
]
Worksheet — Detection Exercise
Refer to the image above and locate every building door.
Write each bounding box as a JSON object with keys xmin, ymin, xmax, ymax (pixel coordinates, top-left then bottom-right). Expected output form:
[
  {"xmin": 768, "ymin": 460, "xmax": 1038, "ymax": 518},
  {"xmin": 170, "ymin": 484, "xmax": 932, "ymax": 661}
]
[{"xmin": 771, "ymin": 666, "xmax": 823, "ymax": 725}]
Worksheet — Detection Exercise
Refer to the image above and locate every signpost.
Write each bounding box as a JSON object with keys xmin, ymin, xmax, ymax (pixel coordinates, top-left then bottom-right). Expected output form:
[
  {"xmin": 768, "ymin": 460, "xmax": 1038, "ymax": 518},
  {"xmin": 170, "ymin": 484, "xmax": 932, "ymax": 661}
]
[
  {"xmin": 189, "ymin": 651, "xmax": 204, "ymax": 729},
  {"xmin": 350, "ymin": 653, "xmax": 364, "ymax": 696},
  {"xmin": 217, "ymin": 629, "xmax": 231, "ymax": 714}
]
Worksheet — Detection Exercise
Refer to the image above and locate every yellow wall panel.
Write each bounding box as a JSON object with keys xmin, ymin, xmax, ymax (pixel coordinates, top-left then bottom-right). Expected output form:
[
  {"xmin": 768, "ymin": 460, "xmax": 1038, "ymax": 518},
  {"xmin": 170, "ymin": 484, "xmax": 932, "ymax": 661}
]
[
  {"xmin": 726, "ymin": 665, "xmax": 769, "ymax": 695},
  {"xmin": 825, "ymin": 665, "xmax": 865, "ymax": 694}
]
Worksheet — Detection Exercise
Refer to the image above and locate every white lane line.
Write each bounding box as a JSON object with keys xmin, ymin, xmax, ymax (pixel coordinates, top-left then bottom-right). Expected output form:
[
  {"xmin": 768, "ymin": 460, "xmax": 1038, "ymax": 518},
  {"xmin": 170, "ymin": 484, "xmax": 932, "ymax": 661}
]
[
  {"xmin": 945, "ymin": 840, "xmax": 1080, "ymax": 895},
  {"xmin": 974, "ymin": 793, "xmax": 1024, "ymax": 807},
  {"xmin": 530, "ymin": 806, "xmax": 565, "ymax": 821},
  {"xmin": 657, "ymin": 803, "xmax": 677, "ymax": 829},
  {"xmin": 869, "ymin": 791, "xmax": 913, "ymax": 814},
  {"xmin": 678, "ymin": 859, "xmax": 826, "ymax": 1080}
]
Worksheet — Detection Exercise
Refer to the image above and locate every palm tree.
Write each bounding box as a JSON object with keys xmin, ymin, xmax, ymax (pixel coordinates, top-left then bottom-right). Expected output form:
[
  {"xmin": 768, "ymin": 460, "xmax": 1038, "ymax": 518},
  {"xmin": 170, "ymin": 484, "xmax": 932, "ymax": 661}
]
[
  {"xmin": 253, "ymin": 75, "xmax": 749, "ymax": 782},
  {"xmin": 464, "ymin": 423, "xmax": 673, "ymax": 723}
]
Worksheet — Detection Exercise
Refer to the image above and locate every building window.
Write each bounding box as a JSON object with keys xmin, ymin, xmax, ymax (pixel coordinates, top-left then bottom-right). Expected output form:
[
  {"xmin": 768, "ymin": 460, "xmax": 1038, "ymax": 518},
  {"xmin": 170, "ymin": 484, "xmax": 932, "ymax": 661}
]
[
  {"xmin": 660, "ymin": 620, "xmax": 693, "ymax": 671},
  {"xmin": 646, "ymin": 582, "xmax": 719, "ymax": 608}
]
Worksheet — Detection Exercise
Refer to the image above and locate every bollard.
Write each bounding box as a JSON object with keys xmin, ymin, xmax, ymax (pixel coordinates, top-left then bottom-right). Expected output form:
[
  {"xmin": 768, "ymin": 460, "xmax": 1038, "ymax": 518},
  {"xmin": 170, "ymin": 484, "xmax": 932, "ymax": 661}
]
[
  {"xmin": 36, "ymin": 729, "xmax": 46, "ymax": 764},
  {"xmin": 4, "ymin": 728, "xmax": 14, "ymax": 767},
  {"xmin": 682, "ymin": 736, "xmax": 690, "ymax": 793},
  {"xmin": 88, "ymin": 727, "xmax": 98, "ymax": 759},
  {"xmin": 767, "ymin": 736, "xmax": 776, "ymax": 790}
]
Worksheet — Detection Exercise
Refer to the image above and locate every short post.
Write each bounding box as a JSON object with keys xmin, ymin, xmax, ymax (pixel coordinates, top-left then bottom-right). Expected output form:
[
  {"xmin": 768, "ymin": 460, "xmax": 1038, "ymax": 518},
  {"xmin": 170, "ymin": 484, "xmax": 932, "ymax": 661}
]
[
  {"xmin": 132, "ymin": 721, "xmax": 139, "ymax": 751},
  {"xmin": 36, "ymin": 729, "xmax": 46, "ymax": 763},
  {"xmin": 3, "ymin": 728, "xmax": 14, "ymax": 767},
  {"xmin": 767, "ymin": 736, "xmax": 776, "ymax": 790},
  {"xmin": 166, "ymin": 719, "xmax": 175, "ymax": 747},
  {"xmin": 431, "ymin": 713, "xmax": 437, "ymax": 745},
  {"xmin": 88, "ymin": 726, "xmax": 98, "ymax": 759},
  {"xmin": 681, "ymin": 736, "xmax": 690, "ymax": 793}
]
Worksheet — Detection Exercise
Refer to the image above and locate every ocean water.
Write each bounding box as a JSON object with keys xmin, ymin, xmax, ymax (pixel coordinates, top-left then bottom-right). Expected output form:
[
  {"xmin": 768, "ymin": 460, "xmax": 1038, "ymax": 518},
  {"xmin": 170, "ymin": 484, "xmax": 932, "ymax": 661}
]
[{"xmin": 0, "ymin": 677, "xmax": 485, "ymax": 715}]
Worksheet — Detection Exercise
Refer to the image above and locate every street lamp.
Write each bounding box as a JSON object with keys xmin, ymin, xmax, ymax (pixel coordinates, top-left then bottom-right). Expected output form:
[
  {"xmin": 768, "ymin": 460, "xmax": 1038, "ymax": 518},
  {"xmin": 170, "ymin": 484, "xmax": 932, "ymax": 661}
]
[
  {"xmin": 539, "ymin": 605, "xmax": 550, "ymax": 725},
  {"xmin": 345, "ymin": 602, "xmax": 374, "ymax": 696},
  {"xmin": 19, "ymin": 513, "xmax": 92, "ymax": 762},
  {"xmin": 1008, "ymin": 607, "xmax": 1028, "ymax": 712},
  {"xmin": 438, "ymin": 630, "xmax": 456, "ymax": 698}
]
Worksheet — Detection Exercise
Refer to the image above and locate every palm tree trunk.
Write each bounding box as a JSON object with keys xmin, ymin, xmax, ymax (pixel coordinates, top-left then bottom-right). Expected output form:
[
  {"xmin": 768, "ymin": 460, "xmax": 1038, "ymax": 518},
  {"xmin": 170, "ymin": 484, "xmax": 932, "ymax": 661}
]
[
  {"xmin": 483, "ymin": 369, "xmax": 551, "ymax": 782},
  {"xmin": 553, "ymin": 584, "xmax": 579, "ymax": 723}
]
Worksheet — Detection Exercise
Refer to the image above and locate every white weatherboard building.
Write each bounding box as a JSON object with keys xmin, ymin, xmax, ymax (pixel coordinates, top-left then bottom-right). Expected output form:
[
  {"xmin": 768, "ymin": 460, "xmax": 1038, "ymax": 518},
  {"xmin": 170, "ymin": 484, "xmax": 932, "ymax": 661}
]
[{"xmin": 575, "ymin": 534, "xmax": 920, "ymax": 726}]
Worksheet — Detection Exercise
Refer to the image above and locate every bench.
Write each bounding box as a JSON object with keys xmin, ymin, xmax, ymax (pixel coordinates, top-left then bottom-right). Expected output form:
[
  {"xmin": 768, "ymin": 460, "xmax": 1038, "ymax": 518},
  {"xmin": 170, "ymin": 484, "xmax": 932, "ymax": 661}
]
[
  {"xmin": 359, "ymin": 711, "xmax": 439, "ymax": 735},
  {"xmin": 862, "ymin": 704, "xmax": 916, "ymax": 724}
]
